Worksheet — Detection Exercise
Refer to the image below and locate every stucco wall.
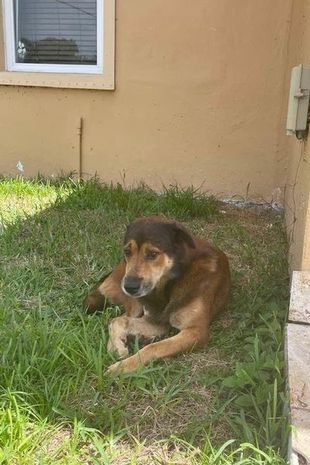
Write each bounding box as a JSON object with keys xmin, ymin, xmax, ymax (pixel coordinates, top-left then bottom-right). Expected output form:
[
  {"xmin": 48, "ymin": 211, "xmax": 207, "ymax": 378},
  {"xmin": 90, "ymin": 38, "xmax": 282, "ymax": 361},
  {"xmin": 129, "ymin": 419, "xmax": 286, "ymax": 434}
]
[
  {"xmin": 283, "ymin": 0, "xmax": 310, "ymax": 271},
  {"xmin": 0, "ymin": 0, "xmax": 293, "ymax": 201}
]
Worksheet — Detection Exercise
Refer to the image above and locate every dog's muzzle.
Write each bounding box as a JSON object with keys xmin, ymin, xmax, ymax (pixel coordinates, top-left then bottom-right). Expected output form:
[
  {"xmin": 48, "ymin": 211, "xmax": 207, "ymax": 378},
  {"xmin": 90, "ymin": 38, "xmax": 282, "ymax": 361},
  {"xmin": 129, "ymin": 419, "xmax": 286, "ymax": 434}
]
[{"xmin": 121, "ymin": 276, "xmax": 152, "ymax": 297}]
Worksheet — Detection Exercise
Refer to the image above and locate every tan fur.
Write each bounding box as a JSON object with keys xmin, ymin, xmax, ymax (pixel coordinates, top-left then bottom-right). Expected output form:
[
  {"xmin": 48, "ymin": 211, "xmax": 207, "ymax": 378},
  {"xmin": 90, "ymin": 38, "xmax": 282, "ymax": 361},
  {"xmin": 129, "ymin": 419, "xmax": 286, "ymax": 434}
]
[
  {"xmin": 107, "ymin": 314, "xmax": 168, "ymax": 362},
  {"xmin": 83, "ymin": 216, "xmax": 230, "ymax": 374},
  {"xmin": 122, "ymin": 240, "xmax": 174, "ymax": 296},
  {"xmin": 96, "ymin": 263, "xmax": 143, "ymax": 317},
  {"xmin": 107, "ymin": 327, "xmax": 205, "ymax": 374}
]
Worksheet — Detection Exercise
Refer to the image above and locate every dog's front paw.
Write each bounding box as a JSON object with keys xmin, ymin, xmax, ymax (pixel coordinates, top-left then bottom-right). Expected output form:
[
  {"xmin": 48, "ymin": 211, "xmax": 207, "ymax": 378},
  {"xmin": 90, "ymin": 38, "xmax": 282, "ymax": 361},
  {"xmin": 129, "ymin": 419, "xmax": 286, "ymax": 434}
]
[
  {"xmin": 106, "ymin": 360, "xmax": 123, "ymax": 375},
  {"xmin": 106, "ymin": 354, "xmax": 140, "ymax": 375},
  {"xmin": 107, "ymin": 338, "xmax": 129, "ymax": 359}
]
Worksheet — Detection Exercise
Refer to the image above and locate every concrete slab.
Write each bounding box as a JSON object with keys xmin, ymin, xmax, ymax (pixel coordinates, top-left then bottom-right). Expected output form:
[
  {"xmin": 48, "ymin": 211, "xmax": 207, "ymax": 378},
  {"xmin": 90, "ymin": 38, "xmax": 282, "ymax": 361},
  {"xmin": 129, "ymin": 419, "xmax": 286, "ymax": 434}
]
[
  {"xmin": 286, "ymin": 323, "xmax": 310, "ymax": 464},
  {"xmin": 289, "ymin": 271, "xmax": 310, "ymax": 325},
  {"xmin": 290, "ymin": 408, "xmax": 310, "ymax": 464},
  {"xmin": 286, "ymin": 324, "xmax": 310, "ymax": 411}
]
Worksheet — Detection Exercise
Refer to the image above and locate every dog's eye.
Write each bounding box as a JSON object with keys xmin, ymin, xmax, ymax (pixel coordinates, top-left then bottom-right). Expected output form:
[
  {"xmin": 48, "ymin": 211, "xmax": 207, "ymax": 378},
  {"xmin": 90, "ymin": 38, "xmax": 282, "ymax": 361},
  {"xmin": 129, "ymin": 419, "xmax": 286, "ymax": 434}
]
[{"xmin": 145, "ymin": 250, "xmax": 160, "ymax": 260}]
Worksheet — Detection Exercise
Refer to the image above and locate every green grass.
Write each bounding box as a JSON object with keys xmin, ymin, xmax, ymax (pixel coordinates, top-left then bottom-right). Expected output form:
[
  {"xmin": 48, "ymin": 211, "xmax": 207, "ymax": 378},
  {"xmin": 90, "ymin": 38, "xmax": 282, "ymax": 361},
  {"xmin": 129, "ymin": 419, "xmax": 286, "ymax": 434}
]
[{"xmin": 0, "ymin": 177, "xmax": 289, "ymax": 464}]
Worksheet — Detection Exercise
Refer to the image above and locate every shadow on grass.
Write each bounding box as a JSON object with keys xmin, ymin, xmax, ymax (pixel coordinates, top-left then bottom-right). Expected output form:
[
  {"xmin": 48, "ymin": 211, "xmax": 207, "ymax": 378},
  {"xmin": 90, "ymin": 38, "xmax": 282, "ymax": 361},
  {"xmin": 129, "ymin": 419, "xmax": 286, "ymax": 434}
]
[{"xmin": 0, "ymin": 179, "xmax": 219, "ymax": 430}]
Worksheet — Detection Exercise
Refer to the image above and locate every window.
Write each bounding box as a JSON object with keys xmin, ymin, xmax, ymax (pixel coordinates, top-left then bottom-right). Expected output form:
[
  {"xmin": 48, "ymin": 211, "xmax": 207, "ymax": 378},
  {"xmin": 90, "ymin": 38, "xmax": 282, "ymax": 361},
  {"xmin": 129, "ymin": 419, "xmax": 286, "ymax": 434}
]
[{"xmin": 0, "ymin": 0, "xmax": 115, "ymax": 89}]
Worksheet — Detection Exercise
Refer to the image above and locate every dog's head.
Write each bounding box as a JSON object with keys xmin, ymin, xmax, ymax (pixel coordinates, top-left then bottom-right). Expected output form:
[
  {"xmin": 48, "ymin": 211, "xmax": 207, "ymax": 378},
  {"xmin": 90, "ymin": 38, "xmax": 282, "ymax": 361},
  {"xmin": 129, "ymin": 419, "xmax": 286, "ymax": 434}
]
[{"xmin": 121, "ymin": 216, "xmax": 195, "ymax": 298}]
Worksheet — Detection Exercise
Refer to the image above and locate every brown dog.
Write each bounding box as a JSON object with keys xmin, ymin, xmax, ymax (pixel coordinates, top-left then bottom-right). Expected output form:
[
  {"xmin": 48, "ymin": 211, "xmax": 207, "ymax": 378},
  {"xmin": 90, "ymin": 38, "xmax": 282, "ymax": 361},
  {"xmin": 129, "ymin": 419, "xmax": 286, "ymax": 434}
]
[{"xmin": 83, "ymin": 216, "xmax": 230, "ymax": 374}]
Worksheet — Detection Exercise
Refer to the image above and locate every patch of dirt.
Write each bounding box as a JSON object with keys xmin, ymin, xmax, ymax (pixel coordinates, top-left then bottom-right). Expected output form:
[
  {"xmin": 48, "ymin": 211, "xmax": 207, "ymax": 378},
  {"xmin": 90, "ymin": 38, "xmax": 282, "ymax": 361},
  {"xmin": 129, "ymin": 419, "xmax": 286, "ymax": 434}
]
[
  {"xmin": 41, "ymin": 425, "xmax": 72, "ymax": 456},
  {"xmin": 110, "ymin": 441, "xmax": 200, "ymax": 465},
  {"xmin": 125, "ymin": 384, "xmax": 214, "ymax": 442},
  {"xmin": 104, "ymin": 348, "xmax": 233, "ymax": 446},
  {"xmin": 178, "ymin": 348, "xmax": 232, "ymax": 374}
]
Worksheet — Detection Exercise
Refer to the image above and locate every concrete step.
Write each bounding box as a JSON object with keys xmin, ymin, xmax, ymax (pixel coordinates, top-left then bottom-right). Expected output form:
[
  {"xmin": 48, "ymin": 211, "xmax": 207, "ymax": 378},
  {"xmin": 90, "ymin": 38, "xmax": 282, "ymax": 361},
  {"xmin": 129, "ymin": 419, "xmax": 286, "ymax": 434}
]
[
  {"xmin": 289, "ymin": 271, "xmax": 310, "ymax": 324},
  {"xmin": 287, "ymin": 271, "xmax": 310, "ymax": 465}
]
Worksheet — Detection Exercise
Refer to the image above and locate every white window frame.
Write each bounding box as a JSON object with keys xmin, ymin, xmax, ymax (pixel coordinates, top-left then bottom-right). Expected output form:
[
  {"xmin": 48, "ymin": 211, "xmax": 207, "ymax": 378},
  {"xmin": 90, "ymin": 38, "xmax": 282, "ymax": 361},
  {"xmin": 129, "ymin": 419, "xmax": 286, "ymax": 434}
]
[{"xmin": 2, "ymin": 0, "xmax": 104, "ymax": 75}]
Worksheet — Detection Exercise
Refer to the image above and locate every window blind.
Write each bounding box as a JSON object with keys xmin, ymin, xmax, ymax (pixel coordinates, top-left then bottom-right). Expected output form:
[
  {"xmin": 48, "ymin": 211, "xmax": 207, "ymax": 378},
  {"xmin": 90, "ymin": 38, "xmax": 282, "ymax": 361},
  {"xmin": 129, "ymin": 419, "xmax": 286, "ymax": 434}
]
[{"xmin": 14, "ymin": 0, "xmax": 97, "ymax": 65}]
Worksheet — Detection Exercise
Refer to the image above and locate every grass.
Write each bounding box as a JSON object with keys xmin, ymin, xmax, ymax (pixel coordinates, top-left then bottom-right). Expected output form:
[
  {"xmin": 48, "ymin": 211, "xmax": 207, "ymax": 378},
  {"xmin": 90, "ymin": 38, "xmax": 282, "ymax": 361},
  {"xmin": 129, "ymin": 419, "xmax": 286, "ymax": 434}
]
[{"xmin": 0, "ymin": 176, "xmax": 289, "ymax": 464}]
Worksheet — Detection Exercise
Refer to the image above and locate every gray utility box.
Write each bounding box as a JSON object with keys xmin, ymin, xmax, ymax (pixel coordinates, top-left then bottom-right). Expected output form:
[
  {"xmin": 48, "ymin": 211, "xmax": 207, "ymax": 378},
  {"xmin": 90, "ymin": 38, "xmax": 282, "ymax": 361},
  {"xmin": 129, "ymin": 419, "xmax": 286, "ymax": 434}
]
[{"xmin": 287, "ymin": 64, "xmax": 310, "ymax": 137}]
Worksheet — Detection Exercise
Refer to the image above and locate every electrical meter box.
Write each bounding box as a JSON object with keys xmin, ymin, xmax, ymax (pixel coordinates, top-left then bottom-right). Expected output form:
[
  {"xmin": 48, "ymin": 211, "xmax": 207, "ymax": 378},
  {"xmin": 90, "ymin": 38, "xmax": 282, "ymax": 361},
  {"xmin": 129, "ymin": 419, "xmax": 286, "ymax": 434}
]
[{"xmin": 286, "ymin": 64, "xmax": 310, "ymax": 137}]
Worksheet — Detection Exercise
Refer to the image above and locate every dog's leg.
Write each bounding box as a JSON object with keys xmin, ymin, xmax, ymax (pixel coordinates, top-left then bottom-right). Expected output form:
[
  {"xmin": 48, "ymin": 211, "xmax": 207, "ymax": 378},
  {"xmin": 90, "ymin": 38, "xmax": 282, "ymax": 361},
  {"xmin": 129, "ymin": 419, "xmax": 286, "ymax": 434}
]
[
  {"xmin": 107, "ymin": 315, "xmax": 168, "ymax": 358},
  {"xmin": 106, "ymin": 315, "xmax": 130, "ymax": 358},
  {"xmin": 107, "ymin": 298, "xmax": 210, "ymax": 374},
  {"xmin": 106, "ymin": 327, "xmax": 206, "ymax": 374},
  {"xmin": 83, "ymin": 262, "xmax": 143, "ymax": 317},
  {"xmin": 83, "ymin": 272, "xmax": 111, "ymax": 314}
]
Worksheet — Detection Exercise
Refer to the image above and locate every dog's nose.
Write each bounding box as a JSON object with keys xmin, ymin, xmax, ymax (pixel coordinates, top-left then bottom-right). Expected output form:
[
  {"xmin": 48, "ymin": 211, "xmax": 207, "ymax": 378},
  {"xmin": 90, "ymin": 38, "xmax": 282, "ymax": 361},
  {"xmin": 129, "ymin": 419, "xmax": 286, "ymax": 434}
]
[{"xmin": 123, "ymin": 276, "xmax": 142, "ymax": 295}]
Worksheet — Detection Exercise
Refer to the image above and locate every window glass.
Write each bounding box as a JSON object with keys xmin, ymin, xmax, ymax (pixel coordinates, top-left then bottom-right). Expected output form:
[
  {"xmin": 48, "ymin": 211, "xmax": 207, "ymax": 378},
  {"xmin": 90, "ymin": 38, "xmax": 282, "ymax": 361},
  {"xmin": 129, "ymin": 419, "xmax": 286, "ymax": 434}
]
[{"xmin": 14, "ymin": 0, "xmax": 97, "ymax": 65}]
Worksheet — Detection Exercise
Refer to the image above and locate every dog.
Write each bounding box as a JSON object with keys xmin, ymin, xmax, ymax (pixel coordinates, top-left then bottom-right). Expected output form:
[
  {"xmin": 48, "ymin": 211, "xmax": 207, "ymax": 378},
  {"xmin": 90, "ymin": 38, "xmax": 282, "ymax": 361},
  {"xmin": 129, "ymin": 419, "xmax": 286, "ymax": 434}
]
[{"xmin": 83, "ymin": 216, "xmax": 230, "ymax": 374}]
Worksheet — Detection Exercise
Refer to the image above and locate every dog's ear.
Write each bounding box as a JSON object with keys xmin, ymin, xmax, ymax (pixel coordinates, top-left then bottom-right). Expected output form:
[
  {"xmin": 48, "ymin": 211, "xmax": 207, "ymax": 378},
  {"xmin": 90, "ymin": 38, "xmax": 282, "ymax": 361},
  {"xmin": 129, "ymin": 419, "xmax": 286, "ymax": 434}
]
[
  {"xmin": 124, "ymin": 223, "xmax": 134, "ymax": 244},
  {"xmin": 124, "ymin": 224, "xmax": 130, "ymax": 243},
  {"xmin": 170, "ymin": 222, "xmax": 196, "ymax": 249}
]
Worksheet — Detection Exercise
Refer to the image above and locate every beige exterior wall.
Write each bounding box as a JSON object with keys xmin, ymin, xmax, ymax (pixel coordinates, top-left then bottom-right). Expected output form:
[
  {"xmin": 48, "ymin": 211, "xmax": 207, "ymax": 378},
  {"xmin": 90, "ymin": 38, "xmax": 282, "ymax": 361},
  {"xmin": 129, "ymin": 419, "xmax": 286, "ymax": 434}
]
[
  {"xmin": 2, "ymin": 0, "xmax": 310, "ymax": 272},
  {"xmin": 283, "ymin": 0, "xmax": 310, "ymax": 271},
  {"xmin": 0, "ymin": 0, "xmax": 293, "ymax": 201}
]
